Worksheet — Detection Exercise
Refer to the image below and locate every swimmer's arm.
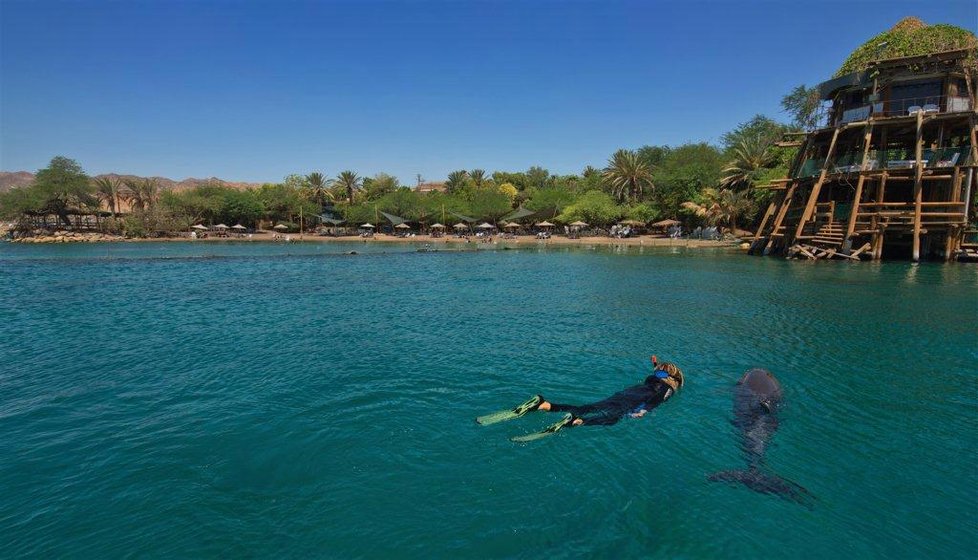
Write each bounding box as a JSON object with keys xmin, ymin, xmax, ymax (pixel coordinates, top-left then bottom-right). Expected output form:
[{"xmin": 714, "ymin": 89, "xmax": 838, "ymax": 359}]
[{"xmin": 629, "ymin": 409, "xmax": 647, "ymax": 418}]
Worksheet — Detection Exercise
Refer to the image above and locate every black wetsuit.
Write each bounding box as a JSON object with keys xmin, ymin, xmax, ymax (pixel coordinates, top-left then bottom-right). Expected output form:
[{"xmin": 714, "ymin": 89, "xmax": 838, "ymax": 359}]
[{"xmin": 550, "ymin": 376, "xmax": 675, "ymax": 426}]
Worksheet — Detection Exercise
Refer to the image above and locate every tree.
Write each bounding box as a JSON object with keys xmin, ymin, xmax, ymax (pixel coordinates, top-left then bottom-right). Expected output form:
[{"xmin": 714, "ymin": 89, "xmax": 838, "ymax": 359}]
[
  {"xmin": 497, "ymin": 182, "xmax": 518, "ymax": 204},
  {"xmin": 721, "ymin": 115, "xmax": 794, "ymax": 152},
  {"xmin": 466, "ymin": 188, "xmax": 512, "ymax": 222},
  {"xmin": 445, "ymin": 170, "xmax": 468, "ymax": 194},
  {"xmin": 524, "ymin": 187, "xmax": 575, "ymax": 219},
  {"xmin": 124, "ymin": 178, "xmax": 159, "ymax": 212},
  {"xmin": 781, "ymin": 85, "xmax": 821, "ymax": 130},
  {"xmin": 220, "ymin": 189, "xmax": 264, "ymax": 227},
  {"xmin": 622, "ymin": 202, "xmax": 660, "ymax": 224},
  {"xmin": 257, "ymin": 182, "xmax": 317, "ymax": 223},
  {"xmin": 492, "ymin": 171, "xmax": 528, "ymax": 190},
  {"xmin": 306, "ymin": 172, "xmax": 332, "ymax": 207},
  {"xmin": 602, "ymin": 149, "xmax": 653, "ymax": 203},
  {"xmin": 720, "ymin": 135, "xmax": 776, "ymax": 193},
  {"xmin": 364, "ymin": 173, "xmax": 400, "ymax": 200},
  {"xmin": 681, "ymin": 188, "xmax": 756, "ymax": 233},
  {"xmin": 377, "ymin": 188, "xmax": 422, "ymax": 221},
  {"xmin": 32, "ymin": 156, "xmax": 95, "ymax": 226},
  {"xmin": 557, "ymin": 191, "xmax": 621, "ymax": 226},
  {"xmin": 469, "ymin": 169, "xmax": 488, "ymax": 188},
  {"xmin": 333, "ymin": 171, "xmax": 362, "ymax": 204},
  {"xmin": 525, "ymin": 166, "xmax": 550, "ymax": 190},
  {"xmin": 93, "ymin": 176, "xmax": 121, "ymax": 217},
  {"xmin": 654, "ymin": 143, "xmax": 724, "ymax": 217},
  {"xmin": 636, "ymin": 145, "xmax": 671, "ymax": 169},
  {"xmin": 282, "ymin": 174, "xmax": 306, "ymax": 190}
]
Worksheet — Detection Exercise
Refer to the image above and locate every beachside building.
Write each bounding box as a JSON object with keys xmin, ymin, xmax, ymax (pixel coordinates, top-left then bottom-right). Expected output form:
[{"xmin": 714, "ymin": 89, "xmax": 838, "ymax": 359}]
[
  {"xmin": 415, "ymin": 181, "xmax": 447, "ymax": 194},
  {"xmin": 753, "ymin": 48, "xmax": 978, "ymax": 261}
]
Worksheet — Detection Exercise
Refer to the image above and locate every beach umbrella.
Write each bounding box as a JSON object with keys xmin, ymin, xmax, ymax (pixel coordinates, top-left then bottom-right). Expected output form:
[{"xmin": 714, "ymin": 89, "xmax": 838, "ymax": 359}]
[
  {"xmin": 231, "ymin": 224, "xmax": 247, "ymax": 230},
  {"xmin": 476, "ymin": 222, "xmax": 494, "ymax": 229},
  {"xmin": 214, "ymin": 223, "xmax": 229, "ymax": 229},
  {"xmin": 503, "ymin": 222, "xmax": 520, "ymax": 229},
  {"xmin": 535, "ymin": 221, "xmax": 555, "ymax": 227},
  {"xmin": 191, "ymin": 224, "xmax": 208, "ymax": 230},
  {"xmin": 651, "ymin": 219, "xmax": 680, "ymax": 228},
  {"xmin": 430, "ymin": 223, "xmax": 446, "ymax": 229},
  {"xmin": 361, "ymin": 223, "xmax": 375, "ymax": 228},
  {"xmin": 453, "ymin": 223, "xmax": 468, "ymax": 230},
  {"xmin": 569, "ymin": 221, "xmax": 588, "ymax": 228},
  {"xmin": 273, "ymin": 224, "xmax": 289, "ymax": 230},
  {"xmin": 395, "ymin": 223, "xmax": 411, "ymax": 230}
]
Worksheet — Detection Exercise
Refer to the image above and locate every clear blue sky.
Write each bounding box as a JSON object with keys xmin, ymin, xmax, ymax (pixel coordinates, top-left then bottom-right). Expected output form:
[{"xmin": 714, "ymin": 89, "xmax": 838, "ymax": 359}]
[{"xmin": 1, "ymin": 1, "xmax": 975, "ymax": 183}]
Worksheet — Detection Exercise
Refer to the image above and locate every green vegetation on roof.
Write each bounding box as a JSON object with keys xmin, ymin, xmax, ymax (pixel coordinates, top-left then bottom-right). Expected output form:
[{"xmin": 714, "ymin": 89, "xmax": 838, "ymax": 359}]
[{"xmin": 834, "ymin": 17, "xmax": 977, "ymax": 78}]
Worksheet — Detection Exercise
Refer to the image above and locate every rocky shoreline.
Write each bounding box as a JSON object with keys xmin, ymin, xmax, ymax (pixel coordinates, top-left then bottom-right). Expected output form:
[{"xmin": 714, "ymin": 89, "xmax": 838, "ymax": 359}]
[{"xmin": 7, "ymin": 230, "xmax": 127, "ymax": 243}]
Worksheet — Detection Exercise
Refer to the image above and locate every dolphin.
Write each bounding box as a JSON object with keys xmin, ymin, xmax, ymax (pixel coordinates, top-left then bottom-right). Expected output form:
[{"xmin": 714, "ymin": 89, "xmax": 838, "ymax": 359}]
[{"xmin": 708, "ymin": 368, "xmax": 813, "ymax": 505}]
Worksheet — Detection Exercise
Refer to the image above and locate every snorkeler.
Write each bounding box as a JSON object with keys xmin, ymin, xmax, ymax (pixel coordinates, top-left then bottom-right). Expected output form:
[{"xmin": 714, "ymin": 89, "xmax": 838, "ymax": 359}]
[{"xmin": 477, "ymin": 356, "xmax": 685, "ymax": 442}]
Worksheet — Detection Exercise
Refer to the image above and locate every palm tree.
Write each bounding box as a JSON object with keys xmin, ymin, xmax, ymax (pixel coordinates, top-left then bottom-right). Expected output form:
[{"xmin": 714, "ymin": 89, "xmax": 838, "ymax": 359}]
[
  {"xmin": 469, "ymin": 169, "xmax": 487, "ymax": 188},
  {"xmin": 124, "ymin": 178, "xmax": 159, "ymax": 212},
  {"xmin": 602, "ymin": 149, "xmax": 654, "ymax": 203},
  {"xmin": 93, "ymin": 176, "xmax": 120, "ymax": 217},
  {"xmin": 333, "ymin": 171, "xmax": 362, "ymax": 204},
  {"xmin": 681, "ymin": 188, "xmax": 756, "ymax": 234},
  {"xmin": 445, "ymin": 170, "xmax": 468, "ymax": 194},
  {"xmin": 582, "ymin": 165, "xmax": 599, "ymax": 179},
  {"xmin": 720, "ymin": 135, "xmax": 775, "ymax": 193},
  {"xmin": 306, "ymin": 172, "xmax": 332, "ymax": 207}
]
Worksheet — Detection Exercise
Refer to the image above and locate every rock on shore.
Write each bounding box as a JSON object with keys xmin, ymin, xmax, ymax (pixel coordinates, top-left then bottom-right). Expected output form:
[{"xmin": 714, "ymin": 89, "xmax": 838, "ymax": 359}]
[{"xmin": 11, "ymin": 230, "xmax": 126, "ymax": 243}]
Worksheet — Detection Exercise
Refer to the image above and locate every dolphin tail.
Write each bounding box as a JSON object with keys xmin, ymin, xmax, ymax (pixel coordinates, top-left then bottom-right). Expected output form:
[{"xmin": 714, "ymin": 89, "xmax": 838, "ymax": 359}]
[{"xmin": 708, "ymin": 468, "xmax": 814, "ymax": 506}]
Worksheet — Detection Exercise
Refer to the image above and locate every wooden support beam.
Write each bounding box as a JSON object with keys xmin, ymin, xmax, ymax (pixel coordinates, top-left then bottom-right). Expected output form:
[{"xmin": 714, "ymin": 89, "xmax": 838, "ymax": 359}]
[
  {"xmin": 870, "ymin": 172, "xmax": 887, "ymax": 260},
  {"xmin": 912, "ymin": 110, "xmax": 924, "ymax": 262},
  {"xmin": 951, "ymin": 166, "xmax": 962, "ymax": 204},
  {"xmin": 794, "ymin": 127, "xmax": 842, "ymax": 241},
  {"xmin": 765, "ymin": 181, "xmax": 798, "ymax": 253},
  {"xmin": 846, "ymin": 122, "xmax": 874, "ymax": 244},
  {"xmin": 847, "ymin": 176, "xmax": 867, "ymax": 239},
  {"xmin": 850, "ymin": 242, "xmax": 872, "ymax": 259},
  {"xmin": 971, "ymin": 114, "xmax": 978, "ymax": 169},
  {"xmin": 753, "ymin": 201, "xmax": 776, "ymax": 243}
]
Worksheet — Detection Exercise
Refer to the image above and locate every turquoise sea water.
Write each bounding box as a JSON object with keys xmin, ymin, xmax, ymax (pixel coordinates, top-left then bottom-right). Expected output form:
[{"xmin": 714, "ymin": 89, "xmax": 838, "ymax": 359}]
[{"xmin": 1, "ymin": 241, "xmax": 976, "ymax": 558}]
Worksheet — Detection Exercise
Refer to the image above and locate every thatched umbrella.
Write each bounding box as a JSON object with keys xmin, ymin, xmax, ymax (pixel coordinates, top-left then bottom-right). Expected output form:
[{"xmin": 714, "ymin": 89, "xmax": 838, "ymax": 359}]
[
  {"xmin": 453, "ymin": 223, "xmax": 468, "ymax": 230},
  {"xmin": 360, "ymin": 223, "xmax": 375, "ymax": 229},
  {"xmin": 503, "ymin": 222, "xmax": 520, "ymax": 229},
  {"xmin": 651, "ymin": 219, "xmax": 680, "ymax": 228},
  {"xmin": 395, "ymin": 223, "xmax": 411, "ymax": 230},
  {"xmin": 535, "ymin": 221, "xmax": 555, "ymax": 228},
  {"xmin": 191, "ymin": 224, "xmax": 208, "ymax": 230},
  {"xmin": 231, "ymin": 224, "xmax": 247, "ymax": 230},
  {"xmin": 476, "ymin": 222, "xmax": 494, "ymax": 230},
  {"xmin": 569, "ymin": 221, "xmax": 588, "ymax": 228},
  {"xmin": 273, "ymin": 224, "xmax": 289, "ymax": 230},
  {"xmin": 430, "ymin": 223, "xmax": 446, "ymax": 229},
  {"xmin": 214, "ymin": 223, "xmax": 229, "ymax": 229}
]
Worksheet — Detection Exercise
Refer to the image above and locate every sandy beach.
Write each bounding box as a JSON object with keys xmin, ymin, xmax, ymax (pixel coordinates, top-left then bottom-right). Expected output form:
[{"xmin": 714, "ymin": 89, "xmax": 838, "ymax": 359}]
[
  {"xmin": 3, "ymin": 225, "xmax": 744, "ymax": 249},
  {"xmin": 182, "ymin": 231, "xmax": 742, "ymax": 249}
]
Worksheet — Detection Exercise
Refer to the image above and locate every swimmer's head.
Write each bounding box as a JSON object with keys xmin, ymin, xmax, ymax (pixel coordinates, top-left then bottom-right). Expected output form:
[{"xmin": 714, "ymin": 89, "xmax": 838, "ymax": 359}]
[{"xmin": 651, "ymin": 359, "xmax": 684, "ymax": 391}]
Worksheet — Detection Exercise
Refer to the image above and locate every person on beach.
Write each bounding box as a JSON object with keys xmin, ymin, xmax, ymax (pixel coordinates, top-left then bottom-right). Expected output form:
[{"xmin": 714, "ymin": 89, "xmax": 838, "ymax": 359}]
[{"xmin": 477, "ymin": 356, "xmax": 684, "ymax": 440}]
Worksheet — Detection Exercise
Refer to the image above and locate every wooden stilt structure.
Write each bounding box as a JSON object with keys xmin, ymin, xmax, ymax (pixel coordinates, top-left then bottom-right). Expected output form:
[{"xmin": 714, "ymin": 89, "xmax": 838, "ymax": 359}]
[{"xmin": 755, "ymin": 47, "xmax": 977, "ymax": 262}]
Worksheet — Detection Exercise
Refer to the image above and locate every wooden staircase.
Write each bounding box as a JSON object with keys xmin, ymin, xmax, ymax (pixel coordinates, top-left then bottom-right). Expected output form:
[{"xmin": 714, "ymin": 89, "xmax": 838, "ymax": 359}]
[{"xmin": 810, "ymin": 222, "xmax": 845, "ymax": 248}]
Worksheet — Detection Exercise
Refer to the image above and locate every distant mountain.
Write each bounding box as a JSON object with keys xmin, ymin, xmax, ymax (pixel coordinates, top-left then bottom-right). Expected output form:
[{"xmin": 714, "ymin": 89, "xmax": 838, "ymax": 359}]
[
  {"xmin": 0, "ymin": 171, "xmax": 34, "ymax": 192},
  {"xmin": 0, "ymin": 171, "xmax": 265, "ymax": 193}
]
